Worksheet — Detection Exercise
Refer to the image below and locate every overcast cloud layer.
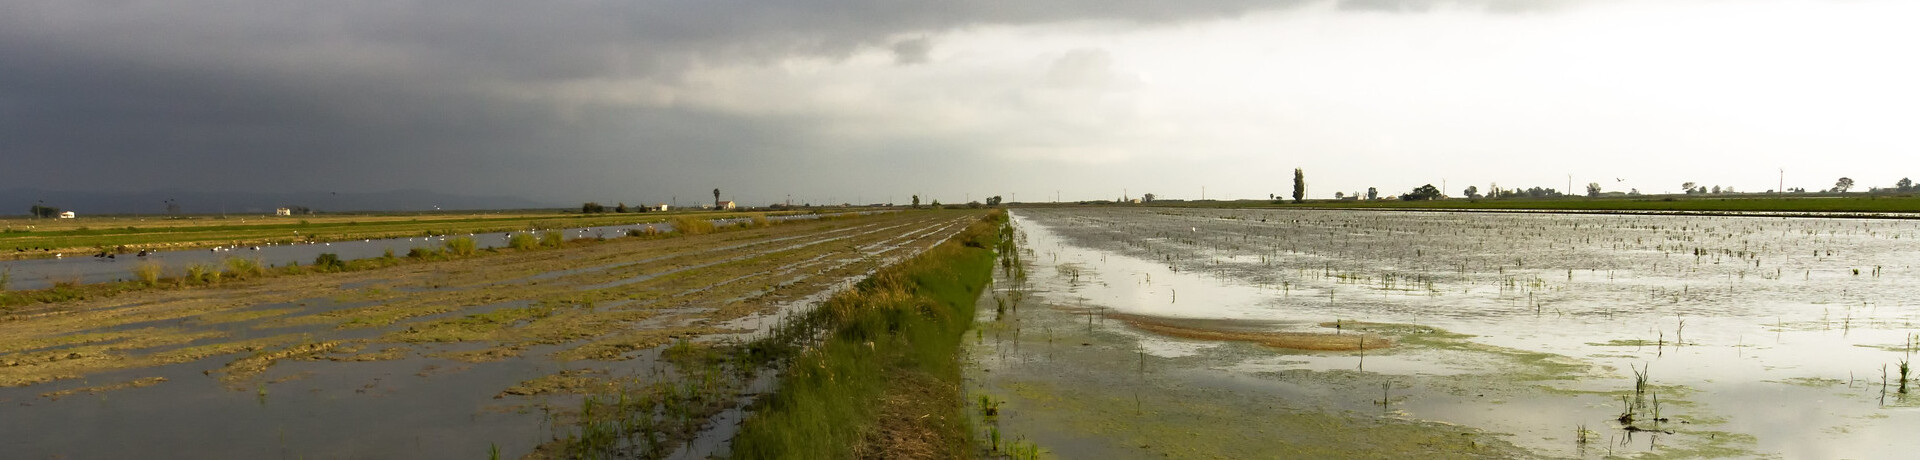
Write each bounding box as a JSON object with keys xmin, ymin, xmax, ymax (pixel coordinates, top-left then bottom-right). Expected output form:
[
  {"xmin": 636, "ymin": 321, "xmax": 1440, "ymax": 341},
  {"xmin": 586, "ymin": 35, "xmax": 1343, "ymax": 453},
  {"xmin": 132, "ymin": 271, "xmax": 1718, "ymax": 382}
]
[{"xmin": 3, "ymin": 0, "xmax": 1915, "ymax": 208}]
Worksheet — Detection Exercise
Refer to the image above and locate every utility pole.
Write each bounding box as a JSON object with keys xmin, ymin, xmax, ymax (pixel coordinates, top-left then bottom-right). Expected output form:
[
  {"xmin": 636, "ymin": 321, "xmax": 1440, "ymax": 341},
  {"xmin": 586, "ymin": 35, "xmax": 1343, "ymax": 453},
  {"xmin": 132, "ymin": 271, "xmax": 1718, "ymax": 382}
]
[{"xmin": 1566, "ymin": 174, "xmax": 1572, "ymax": 196}]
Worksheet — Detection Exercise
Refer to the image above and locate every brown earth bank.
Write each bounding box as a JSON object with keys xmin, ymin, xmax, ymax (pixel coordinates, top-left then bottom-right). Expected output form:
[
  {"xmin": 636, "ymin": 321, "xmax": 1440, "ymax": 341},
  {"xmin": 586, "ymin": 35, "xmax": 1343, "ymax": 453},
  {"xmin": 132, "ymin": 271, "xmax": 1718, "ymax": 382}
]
[{"xmin": 1103, "ymin": 311, "xmax": 1391, "ymax": 351}]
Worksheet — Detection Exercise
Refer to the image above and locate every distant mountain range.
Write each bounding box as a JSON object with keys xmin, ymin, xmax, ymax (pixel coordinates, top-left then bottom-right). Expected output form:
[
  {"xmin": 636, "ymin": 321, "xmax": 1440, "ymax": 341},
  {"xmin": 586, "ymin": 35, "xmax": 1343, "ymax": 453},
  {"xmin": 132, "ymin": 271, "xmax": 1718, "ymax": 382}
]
[{"xmin": 1, "ymin": 188, "xmax": 562, "ymax": 215}]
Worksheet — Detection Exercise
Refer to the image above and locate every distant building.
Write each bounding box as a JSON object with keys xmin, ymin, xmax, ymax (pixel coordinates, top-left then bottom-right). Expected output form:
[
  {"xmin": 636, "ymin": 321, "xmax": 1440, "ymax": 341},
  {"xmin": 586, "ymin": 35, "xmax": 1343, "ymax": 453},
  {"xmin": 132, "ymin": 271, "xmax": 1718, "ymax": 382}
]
[
  {"xmin": 654, "ymin": 204, "xmax": 671, "ymax": 212},
  {"xmin": 718, "ymin": 201, "xmax": 737, "ymax": 210},
  {"xmin": 275, "ymin": 207, "xmax": 292, "ymax": 216},
  {"xmin": 58, "ymin": 211, "xmax": 76, "ymax": 219}
]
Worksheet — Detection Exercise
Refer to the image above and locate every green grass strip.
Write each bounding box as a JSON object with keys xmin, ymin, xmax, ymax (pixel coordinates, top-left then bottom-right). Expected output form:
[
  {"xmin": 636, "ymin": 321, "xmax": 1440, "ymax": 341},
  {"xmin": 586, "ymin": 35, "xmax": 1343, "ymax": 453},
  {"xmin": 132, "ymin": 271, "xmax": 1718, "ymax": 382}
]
[{"xmin": 729, "ymin": 210, "xmax": 1004, "ymax": 459}]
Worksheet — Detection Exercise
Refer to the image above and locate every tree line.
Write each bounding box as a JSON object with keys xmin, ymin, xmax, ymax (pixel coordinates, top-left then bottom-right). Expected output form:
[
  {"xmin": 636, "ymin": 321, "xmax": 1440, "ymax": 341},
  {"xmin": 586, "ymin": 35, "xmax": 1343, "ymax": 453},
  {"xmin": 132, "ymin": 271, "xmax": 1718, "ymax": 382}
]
[{"xmin": 1281, "ymin": 169, "xmax": 1915, "ymax": 204}]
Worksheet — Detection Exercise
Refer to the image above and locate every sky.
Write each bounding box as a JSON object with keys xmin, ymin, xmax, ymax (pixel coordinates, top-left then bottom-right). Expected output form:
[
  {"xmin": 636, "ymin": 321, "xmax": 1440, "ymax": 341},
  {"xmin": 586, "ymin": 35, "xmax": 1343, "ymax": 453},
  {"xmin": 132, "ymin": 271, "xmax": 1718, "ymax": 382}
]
[{"xmin": 4, "ymin": 0, "xmax": 1917, "ymax": 207}]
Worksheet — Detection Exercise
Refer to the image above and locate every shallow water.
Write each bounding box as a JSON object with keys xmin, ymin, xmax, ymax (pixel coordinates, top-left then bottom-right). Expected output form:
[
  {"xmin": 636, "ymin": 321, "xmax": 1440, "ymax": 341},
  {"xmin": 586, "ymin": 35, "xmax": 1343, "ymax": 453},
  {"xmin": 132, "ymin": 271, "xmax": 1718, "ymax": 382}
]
[
  {"xmin": 0, "ymin": 212, "xmax": 868, "ymax": 291},
  {"xmin": 971, "ymin": 208, "xmax": 1920, "ymax": 459},
  {"xmin": 0, "ymin": 223, "xmax": 663, "ymax": 291}
]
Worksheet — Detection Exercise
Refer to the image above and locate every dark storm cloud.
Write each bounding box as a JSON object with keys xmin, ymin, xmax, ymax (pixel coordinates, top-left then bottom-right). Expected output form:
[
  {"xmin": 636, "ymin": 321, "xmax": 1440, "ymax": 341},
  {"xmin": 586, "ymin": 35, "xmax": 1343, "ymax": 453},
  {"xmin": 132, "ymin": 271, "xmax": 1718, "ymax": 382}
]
[
  {"xmin": 0, "ymin": 0, "xmax": 1524, "ymax": 206},
  {"xmin": 890, "ymin": 37, "xmax": 934, "ymax": 66}
]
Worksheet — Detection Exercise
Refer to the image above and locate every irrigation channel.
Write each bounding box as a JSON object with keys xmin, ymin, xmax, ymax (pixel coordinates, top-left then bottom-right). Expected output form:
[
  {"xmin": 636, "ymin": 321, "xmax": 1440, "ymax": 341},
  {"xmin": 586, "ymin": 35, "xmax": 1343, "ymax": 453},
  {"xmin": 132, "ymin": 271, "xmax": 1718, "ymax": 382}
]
[
  {"xmin": 967, "ymin": 207, "xmax": 1920, "ymax": 459},
  {"xmin": 0, "ymin": 210, "xmax": 975, "ymax": 459}
]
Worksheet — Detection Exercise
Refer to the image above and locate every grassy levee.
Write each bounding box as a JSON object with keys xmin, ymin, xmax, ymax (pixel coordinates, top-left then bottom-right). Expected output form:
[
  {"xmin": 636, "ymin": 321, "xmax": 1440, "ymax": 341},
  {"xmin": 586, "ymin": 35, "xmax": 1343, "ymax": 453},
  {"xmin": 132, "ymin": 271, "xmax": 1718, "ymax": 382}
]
[{"xmin": 728, "ymin": 210, "xmax": 1004, "ymax": 459}]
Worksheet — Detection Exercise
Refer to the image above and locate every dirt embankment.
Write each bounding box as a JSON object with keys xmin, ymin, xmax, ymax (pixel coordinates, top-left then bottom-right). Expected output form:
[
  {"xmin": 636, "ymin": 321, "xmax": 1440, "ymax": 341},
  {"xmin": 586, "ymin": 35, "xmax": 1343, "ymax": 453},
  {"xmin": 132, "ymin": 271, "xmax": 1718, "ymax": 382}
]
[{"xmin": 1103, "ymin": 311, "xmax": 1391, "ymax": 351}]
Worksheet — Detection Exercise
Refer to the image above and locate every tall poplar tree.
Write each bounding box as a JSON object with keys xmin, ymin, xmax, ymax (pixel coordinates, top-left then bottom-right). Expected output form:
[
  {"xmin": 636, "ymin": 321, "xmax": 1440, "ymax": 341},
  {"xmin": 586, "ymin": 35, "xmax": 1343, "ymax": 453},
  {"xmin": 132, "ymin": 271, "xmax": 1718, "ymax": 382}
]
[{"xmin": 1291, "ymin": 168, "xmax": 1306, "ymax": 204}]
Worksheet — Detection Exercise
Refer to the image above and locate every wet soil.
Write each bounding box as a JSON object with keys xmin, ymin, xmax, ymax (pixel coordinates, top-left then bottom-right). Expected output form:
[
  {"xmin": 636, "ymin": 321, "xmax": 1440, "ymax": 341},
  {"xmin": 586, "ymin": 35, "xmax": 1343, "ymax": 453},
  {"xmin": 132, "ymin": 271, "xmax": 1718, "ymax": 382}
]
[{"xmin": 0, "ymin": 210, "xmax": 979, "ymax": 459}]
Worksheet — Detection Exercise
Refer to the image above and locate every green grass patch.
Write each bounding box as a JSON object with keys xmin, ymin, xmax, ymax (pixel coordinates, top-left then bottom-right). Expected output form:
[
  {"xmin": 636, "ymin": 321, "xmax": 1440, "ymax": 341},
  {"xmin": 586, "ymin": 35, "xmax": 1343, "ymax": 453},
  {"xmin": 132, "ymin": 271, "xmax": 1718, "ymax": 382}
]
[{"xmin": 728, "ymin": 210, "xmax": 1003, "ymax": 459}]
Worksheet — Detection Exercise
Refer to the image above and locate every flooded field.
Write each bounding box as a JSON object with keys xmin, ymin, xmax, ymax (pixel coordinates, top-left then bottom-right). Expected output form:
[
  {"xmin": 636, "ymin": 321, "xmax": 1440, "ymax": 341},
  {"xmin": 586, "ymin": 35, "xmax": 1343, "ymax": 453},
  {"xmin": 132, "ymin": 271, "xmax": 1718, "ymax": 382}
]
[
  {"xmin": 969, "ymin": 207, "xmax": 1920, "ymax": 459},
  {"xmin": 0, "ymin": 211, "xmax": 973, "ymax": 459}
]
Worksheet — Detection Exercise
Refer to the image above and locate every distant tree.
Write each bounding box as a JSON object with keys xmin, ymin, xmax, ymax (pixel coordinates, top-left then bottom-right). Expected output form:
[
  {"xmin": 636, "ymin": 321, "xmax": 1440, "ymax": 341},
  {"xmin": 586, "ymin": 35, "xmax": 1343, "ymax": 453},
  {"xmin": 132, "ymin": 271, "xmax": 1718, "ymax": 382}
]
[
  {"xmin": 164, "ymin": 199, "xmax": 181, "ymax": 216},
  {"xmin": 1682, "ymin": 182, "xmax": 1697, "ymax": 194},
  {"xmin": 1366, "ymin": 187, "xmax": 1378, "ymax": 200},
  {"xmin": 930, "ymin": 199, "xmax": 942, "ymax": 208},
  {"xmin": 1629, "ymin": 188, "xmax": 1641, "ymax": 195},
  {"xmin": 1463, "ymin": 186, "xmax": 1480, "ymax": 199},
  {"xmin": 581, "ymin": 202, "xmax": 606, "ymax": 213},
  {"xmin": 1710, "ymin": 185, "xmax": 1720, "ymax": 194},
  {"xmin": 615, "ymin": 202, "xmax": 629, "ymax": 213},
  {"xmin": 29, "ymin": 205, "xmax": 60, "ymax": 219},
  {"xmin": 1512, "ymin": 186, "xmax": 1563, "ymax": 198},
  {"xmin": 1586, "ymin": 182, "xmax": 1602, "ymax": 197},
  {"xmin": 911, "ymin": 195, "xmax": 921, "ymax": 208},
  {"xmin": 1334, "ymin": 192, "xmax": 1345, "ymax": 199},
  {"xmin": 1401, "ymin": 184, "xmax": 1443, "ymax": 201},
  {"xmin": 1899, "ymin": 177, "xmax": 1914, "ymax": 192},
  {"xmin": 1723, "ymin": 186, "xmax": 1735, "ymax": 193},
  {"xmin": 712, "ymin": 188, "xmax": 721, "ymax": 208},
  {"xmin": 1141, "ymin": 193, "xmax": 1154, "ymax": 203},
  {"xmin": 1291, "ymin": 168, "xmax": 1306, "ymax": 204},
  {"xmin": 1835, "ymin": 177, "xmax": 1855, "ymax": 193},
  {"xmin": 986, "ymin": 195, "xmax": 1003, "ymax": 206}
]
